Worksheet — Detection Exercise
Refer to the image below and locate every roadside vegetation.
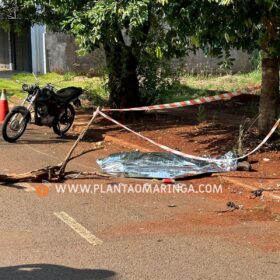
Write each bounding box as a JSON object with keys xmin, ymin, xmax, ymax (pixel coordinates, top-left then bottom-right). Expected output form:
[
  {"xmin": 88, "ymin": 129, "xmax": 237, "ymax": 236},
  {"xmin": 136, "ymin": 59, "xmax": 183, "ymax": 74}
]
[
  {"xmin": 156, "ymin": 70, "xmax": 261, "ymax": 103},
  {"xmin": 0, "ymin": 71, "xmax": 261, "ymax": 106},
  {"xmin": 0, "ymin": 73, "xmax": 105, "ymax": 104},
  {"xmin": 1, "ymin": 0, "xmax": 279, "ymax": 135}
]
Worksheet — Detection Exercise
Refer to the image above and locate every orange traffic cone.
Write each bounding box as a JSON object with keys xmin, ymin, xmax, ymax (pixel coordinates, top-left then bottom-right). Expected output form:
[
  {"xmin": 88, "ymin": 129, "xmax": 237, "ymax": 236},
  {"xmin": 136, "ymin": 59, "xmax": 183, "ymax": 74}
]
[{"xmin": 0, "ymin": 89, "xmax": 9, "ymax": 123}]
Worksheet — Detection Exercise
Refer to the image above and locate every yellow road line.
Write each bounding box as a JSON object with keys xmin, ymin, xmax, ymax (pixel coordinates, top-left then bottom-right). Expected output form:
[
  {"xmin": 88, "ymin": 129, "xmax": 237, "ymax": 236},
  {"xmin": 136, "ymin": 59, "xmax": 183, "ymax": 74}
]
[{"xmin": 54, "ymin": 211, "xmax": 103, "ymax": 246}]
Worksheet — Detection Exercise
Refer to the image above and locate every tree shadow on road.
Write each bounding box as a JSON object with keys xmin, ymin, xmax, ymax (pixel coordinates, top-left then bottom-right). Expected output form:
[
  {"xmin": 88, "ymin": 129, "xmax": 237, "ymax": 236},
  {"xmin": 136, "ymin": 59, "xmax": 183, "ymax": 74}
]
[
  {"xmin": 0, "ymin": 183, "xmax": 25, "ymax": 190},
  {"xmin": 0, "ymin": 264, "xmax": 117, "ymax": 280}
]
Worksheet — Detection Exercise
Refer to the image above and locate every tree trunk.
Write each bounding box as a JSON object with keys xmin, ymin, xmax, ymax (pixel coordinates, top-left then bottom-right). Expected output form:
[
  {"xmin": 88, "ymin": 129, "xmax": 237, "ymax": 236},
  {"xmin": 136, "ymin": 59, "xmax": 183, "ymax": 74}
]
[
  {"xmin": 104, "ymin": 44, "xmax": 141, "ymax": 109},
  {"xmin": 258, "ymin": 58, "xmax": 279, "ymax": 135}
]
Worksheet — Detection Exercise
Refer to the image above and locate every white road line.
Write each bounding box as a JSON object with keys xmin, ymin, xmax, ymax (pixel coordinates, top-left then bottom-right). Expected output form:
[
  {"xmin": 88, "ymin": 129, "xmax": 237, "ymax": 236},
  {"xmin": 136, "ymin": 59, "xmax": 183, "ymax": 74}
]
[
  {"xmin": 25, "ymin": 144, "xmax": 58, "ymax": 158},
  {"xmin": 54, "ymin": 211, "xmax": 103, "ymax": 246},
  {"xmin": 25, "ymin": 144, "xmax": 95, "ymax": 170}
]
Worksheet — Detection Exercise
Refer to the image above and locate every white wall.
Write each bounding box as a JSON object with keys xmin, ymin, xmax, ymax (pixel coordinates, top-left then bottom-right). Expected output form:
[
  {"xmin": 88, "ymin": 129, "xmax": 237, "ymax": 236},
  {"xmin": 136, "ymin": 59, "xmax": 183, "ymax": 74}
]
[{"xmin": 31, "ymin": 25, "xmax": 47, "ymax": 74}]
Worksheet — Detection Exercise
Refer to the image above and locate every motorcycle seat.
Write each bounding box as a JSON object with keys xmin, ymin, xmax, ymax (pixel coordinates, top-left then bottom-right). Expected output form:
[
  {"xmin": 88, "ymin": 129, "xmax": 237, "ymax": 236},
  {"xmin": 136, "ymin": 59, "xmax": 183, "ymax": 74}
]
[{"xmin": 54, "ymin": 87, "xmax": 83, "ymax": 102}]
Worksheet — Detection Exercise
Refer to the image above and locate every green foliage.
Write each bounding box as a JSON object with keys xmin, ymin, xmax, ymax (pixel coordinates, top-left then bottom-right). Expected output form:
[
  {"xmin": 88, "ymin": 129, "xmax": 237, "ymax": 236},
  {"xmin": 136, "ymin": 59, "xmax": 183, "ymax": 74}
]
[
  {"xmin": 4, "ymin": 1, "xmax": 280, "ymax": 60},
  {"xmin": 173, "ymin": 0, "xmax": 280, "ymax": 58},
  {"xmin": 0, "ymin": 0, "xmax": 17, "ymax": 20},
  {"xmin": 250, "ymin": 50, "xmax": 262, "ymax": 70},
  {"xmin": 197, "ymin": 105, "xmax": 206, "ymax": 123},
  {"xmin": 83, "ymin": 80, "xmax": 109, "ymax": 107},
  {"xmin": 160, "ymin": 71, "xmax": 261, "ymax": 103},
  {"xmin": 23, "ymin": 0, "xmax": 188, "ymax": 107},
  {"xmin": 63, "ymin": 72, "xmax": 75, "ymax": 81},
  {"xmin": 138, "ymin": 55, "xmax": 181, "ymax": 105},
  {"xmin": 0, "ymin": 73, "xmax": 102, "ymax": 99},
  {"xmin": 0, "ymin": 0, "xmax": 39, "ymax": 29},
  {"xmin": 0, "ymin": 71, "xmax": 262, "ymax": 107},
  {"xmin": 19, "ymin": 0, "xmax": 189, "ymax": 60},
  {"xmin": 3, "ymin": 0, "xmax": 279, "ymax": 109}
]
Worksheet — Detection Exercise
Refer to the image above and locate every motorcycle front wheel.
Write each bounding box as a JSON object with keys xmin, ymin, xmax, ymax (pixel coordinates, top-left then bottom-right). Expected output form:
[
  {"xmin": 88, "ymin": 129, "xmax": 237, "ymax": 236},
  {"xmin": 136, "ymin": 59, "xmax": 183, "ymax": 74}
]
[
  {"xmin": 52, "ymin": 104, "xmax": 75, "ymax": 136},
  {"xmin": 2, "ymin": 111, "xmax": 29, "ymax": 142}
]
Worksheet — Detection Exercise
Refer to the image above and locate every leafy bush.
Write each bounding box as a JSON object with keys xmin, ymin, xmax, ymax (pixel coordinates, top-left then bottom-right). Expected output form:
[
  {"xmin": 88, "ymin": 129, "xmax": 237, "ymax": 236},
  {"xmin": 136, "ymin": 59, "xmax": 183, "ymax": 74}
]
[
  {"xmin": 250, "ymin": 51, "xmax": 262, "ymax": 71},
  {"xmin": 83, "ymin": 80, "xmax": 109, "ymax": 107},
  {"xmin": 138, "ymin": 55, "xmax": 182, "ymax": 105},
  {"xmin": 63, "ymin": 72, "xmax": 75, "ymax": 81}
]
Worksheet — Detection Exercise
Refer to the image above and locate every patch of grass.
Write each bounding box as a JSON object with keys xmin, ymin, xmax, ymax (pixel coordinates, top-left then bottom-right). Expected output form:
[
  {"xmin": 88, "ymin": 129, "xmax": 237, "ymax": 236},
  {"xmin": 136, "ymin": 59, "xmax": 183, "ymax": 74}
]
[
  {"xmin": 83, "ymin": 80, "xmax": 109, "ymax": 106},
  {"xmin": 0, "ymin": 78, "xmax": 22, "ymax": 99},
  {"xmin": 0, "ymin": 72, "xmax": 103, "ymax": 104},
  {"xmin": 159, "ymin": 70, "xmax": 261, "ymax": 103},
  {"xmin": 63, "ymin": 72, "xmax": 75, "ymax": 81},
  {"xmin": 0, "ymin": 70, "xmax": 262, "ymax": 106}
]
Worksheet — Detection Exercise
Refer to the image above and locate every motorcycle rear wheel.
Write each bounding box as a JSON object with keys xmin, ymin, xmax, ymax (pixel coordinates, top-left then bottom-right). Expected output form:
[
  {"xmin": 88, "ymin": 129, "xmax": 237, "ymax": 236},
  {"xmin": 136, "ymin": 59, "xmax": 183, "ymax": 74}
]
[
  {"xmin": 2, "ymin": 111, "xmax": 28, "ymax": 142},
  {"xmin": 52, "ymin": 104, "xmax": 75, "ymax": 136}
]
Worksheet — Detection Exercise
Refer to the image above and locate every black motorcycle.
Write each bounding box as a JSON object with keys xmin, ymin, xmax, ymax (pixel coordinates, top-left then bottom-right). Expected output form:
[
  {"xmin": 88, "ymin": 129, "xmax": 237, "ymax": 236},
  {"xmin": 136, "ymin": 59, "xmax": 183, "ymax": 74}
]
[{"xmin": 2, "ymin": 83, "xmax": 83, "ymax": 142}]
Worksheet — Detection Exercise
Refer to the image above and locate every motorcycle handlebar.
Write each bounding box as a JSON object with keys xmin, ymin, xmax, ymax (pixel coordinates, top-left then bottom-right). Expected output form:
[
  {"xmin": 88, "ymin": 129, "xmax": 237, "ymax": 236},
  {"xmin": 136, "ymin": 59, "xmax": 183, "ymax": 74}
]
[
  {"xmin": 22, "ymin": 84, "xmax": 30, "ymax": 92},
  {"xmin": 22, "ymin": 84, "xmax": 41, "ymax": 93},
  {"xmin": 22, "ymin": 83, "xmax": 55, "ymax": 93}
]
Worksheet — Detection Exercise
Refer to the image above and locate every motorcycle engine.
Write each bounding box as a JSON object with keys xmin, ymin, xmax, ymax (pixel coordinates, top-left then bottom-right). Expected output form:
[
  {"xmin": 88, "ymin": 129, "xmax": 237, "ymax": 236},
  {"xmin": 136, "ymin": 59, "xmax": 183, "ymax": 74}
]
[{"xmin": 37, "ymin": 105, "xmax": 55, "ymax": 126}]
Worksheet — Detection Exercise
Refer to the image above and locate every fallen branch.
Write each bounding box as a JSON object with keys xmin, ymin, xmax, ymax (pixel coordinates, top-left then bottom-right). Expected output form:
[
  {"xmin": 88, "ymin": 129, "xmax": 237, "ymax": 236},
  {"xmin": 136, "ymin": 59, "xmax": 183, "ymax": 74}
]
[
  {"xmin": 0, "ymin": 167, "xmax": 109, "ymax": 184},
  {"xmin": 58, "ymin": 107, "xmax": 100, "ymax": 177},
  {"xmin": 0, "ymin": 166, "xmax": 61, "ymax": 183},
  {"xmin": 67, "ymin": 145, "xmax": 104, "ymax": 162},
  {"xmin": 64, "ymin": 171, "xmax": 111, "ymax": 179}
]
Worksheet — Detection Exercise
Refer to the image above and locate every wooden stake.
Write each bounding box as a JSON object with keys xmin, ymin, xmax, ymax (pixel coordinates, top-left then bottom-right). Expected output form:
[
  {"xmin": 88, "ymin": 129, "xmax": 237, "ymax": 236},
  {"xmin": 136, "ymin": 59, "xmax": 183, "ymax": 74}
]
[{"xmin": 58, "ymin": 107, "xmax": 100, "ymax": 177}]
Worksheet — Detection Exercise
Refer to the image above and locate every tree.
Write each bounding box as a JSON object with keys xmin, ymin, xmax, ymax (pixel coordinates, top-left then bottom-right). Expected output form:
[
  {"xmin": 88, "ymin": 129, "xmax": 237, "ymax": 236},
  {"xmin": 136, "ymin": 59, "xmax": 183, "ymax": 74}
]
[
  {"xmin": 0, "ymin": 0, "xmax": 38, "ymax": 30},
  {"xmin": 170, "ymin": 0, "xmax": 280, "ymax": 135},
  {"xmin": 1, "ymin": 1, "xmax": 192, "ymax": 109},
  {"xmin": 2, "ymin": 1, "xmax": 279, "ymax": 134},
  {"xmin": 22, "ymin": 0, "xmax": 187, "ymax": 109},
  {"xmin": 0, "ymin": 1, "xmax": 17, "ymax": 19}
]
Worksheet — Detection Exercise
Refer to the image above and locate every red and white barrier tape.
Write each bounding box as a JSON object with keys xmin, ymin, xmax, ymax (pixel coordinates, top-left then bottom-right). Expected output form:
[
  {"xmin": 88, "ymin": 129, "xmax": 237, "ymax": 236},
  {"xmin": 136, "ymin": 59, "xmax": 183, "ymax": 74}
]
[
  {"xmin": 98, "ymin": 110, "xmax": 280, "ymax": 163},
  {"xmin": 102, "ymin": 85, "xmax": 261, "ymax": 112}
]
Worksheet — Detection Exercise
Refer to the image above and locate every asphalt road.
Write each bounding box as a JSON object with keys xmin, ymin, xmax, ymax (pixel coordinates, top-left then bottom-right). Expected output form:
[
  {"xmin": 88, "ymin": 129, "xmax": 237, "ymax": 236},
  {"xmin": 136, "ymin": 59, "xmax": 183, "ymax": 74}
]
[{"xmin": 0, "ymin": 125, "xmax": 279, "ymax": 280}]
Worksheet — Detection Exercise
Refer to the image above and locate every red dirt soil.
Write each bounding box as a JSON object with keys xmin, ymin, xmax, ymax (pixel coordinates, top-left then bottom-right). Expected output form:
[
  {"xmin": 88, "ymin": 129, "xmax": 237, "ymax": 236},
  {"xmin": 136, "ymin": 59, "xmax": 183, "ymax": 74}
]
[{"xmin": 73, "ymin": 94, "xmax": 280, "ymax": 251}]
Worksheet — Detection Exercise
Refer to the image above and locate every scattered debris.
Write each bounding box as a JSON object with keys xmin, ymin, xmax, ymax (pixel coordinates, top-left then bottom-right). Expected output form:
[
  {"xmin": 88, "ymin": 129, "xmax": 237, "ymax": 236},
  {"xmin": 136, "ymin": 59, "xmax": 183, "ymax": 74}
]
[
  {"xmin": 227, "ymin": 201, "xmax": 240, "ymax": 211},
  {"xmin": 168, "ymin": 204, "xmax": 177, "ymax": 208},
  {"xmin": 250, "ymin": 189, "xmax": 264, "ymax": 199},
  {"xmin": 95, "ymin": 141, "xmax": 104, "ymax": 147},
  {"xmin": 237, "ymin": 160, "xmax": 251, "ymax": 171},
  {"xmin": 250, "ymin": 188, "xmax": 280, "ymax": 199},
  {"xmin": 272, "ymin": 213, "xmax": 280, "ymax": 222},
  {"xmin": 230, "ymin": 188, "xmax": 244, "ymax": 195},
  {"xmin": 263, "ymin": 158, "xmax": 271, "ymax": 162},
  {"xmin": 216, "ymin": 201, "xmax": 241, "ymax": 213}
]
